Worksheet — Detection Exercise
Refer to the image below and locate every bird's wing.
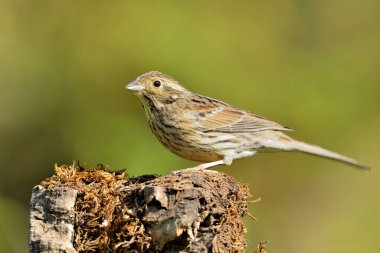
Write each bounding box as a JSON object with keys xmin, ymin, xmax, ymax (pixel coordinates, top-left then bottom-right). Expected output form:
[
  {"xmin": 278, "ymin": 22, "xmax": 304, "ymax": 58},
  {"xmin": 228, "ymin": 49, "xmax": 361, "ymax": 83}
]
[{"xmin": 191, "ymin": 95, "xmax": 292, "ymax": 133}]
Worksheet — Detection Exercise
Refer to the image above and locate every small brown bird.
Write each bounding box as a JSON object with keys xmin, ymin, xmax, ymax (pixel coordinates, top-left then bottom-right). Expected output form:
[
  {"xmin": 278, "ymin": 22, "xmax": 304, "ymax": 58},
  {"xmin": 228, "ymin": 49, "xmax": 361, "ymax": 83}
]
[{"xmin": 126, "ymin": 71, "xmax": 369, "ymax": 170}]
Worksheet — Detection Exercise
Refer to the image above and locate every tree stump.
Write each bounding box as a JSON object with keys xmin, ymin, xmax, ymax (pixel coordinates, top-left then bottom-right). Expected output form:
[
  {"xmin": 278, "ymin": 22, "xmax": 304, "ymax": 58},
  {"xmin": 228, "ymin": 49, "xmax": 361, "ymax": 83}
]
[{"xmin": 29, "ymin": 164, "xmax": 255, "ymax": 253}]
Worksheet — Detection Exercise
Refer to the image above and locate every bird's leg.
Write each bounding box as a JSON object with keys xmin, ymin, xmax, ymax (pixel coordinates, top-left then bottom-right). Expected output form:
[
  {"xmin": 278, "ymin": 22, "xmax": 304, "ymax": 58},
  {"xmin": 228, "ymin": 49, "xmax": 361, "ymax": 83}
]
[
  {"xmin": 186, "ymin": 154, "xmax": 234, "ymax": 171},
  {"xmin": 172, "ymin": 160, "xmax": 225, "ymax": 174},
  {"xmin": 172, "ymin": 155, "xmax": 235, "ymax": 173},
  {"xmin": 191, "ymin": 160, "xmax": 225, "ymax": 170}
]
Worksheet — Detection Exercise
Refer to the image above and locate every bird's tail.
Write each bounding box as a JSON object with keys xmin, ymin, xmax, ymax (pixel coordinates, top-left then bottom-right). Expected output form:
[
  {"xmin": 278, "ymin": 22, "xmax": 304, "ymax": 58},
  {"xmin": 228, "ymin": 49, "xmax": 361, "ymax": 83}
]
[{"xmin": 289, "ymin": 139, "xmax": 370, "ymax": 170}]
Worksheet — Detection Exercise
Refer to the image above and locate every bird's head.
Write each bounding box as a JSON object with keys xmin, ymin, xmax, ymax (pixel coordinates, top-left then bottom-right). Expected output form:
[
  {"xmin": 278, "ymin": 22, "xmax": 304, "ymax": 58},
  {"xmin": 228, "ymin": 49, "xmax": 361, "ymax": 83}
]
[{"xmin": 126, "ymin": 71, "xmax": 189, "ymax": 106}]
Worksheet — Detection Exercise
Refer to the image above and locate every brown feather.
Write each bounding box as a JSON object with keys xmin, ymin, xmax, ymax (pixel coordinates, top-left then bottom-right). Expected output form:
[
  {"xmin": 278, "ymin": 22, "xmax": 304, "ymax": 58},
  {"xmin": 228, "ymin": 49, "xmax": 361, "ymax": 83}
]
[{"xmin": 191, "ymin": 94, "xmax": 292, "ymax": 133}]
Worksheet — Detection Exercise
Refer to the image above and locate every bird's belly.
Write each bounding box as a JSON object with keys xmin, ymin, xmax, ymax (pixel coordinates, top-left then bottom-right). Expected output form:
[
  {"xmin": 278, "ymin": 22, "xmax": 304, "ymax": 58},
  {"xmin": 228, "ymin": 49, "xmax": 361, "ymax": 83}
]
[
  {"xmin": 149, "ymin": 122, "xmax": 223, "ymax": 162},
  {"xmin": 158, "ymin": 132, "xmax": 222, "ymax": 162},
  {"xmin": 196, "ymin": 131, "xmax": 260, "ymax": 159},
  {"xmin": 153, "ymin": 125, "xmax": 260, "ymax": 162}
]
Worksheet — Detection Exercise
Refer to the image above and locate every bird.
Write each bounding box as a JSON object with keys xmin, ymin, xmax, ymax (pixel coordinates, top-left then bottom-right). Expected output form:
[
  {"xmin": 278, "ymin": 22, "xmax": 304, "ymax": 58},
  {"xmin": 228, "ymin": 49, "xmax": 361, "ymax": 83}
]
[{"xmin": 126, "ymin": 71, "xmax": 370, "ymax": 171}]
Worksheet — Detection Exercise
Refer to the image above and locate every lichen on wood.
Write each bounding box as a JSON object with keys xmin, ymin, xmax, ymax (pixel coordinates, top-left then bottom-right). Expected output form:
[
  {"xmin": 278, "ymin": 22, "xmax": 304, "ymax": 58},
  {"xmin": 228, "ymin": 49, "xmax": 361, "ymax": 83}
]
[{"xmin": 29, "ymin": 164, "xmax": 255, "ymax": 253}]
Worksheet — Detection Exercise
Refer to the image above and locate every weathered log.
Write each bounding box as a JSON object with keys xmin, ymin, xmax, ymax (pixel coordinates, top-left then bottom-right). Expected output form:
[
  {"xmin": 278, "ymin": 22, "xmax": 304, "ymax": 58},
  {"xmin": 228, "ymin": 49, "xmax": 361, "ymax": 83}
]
[{"xmin": 29, "ymin": 164, "xmax": 258, "ymax": 253}]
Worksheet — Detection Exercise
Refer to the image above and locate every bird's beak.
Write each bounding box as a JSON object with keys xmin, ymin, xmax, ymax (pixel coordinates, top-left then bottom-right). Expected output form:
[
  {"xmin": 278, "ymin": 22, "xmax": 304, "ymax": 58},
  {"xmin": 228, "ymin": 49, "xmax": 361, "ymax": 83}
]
[{"xmin": 126, "ymin": 80, "xmax": 145, "ymax": 91}]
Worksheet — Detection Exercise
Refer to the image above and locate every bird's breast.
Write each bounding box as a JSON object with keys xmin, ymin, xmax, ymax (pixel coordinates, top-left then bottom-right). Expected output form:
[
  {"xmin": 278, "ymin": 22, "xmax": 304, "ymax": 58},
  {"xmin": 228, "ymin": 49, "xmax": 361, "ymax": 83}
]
[{"xmin": 145, "ymin": 110, "xmax": 223, "ymax": 162}]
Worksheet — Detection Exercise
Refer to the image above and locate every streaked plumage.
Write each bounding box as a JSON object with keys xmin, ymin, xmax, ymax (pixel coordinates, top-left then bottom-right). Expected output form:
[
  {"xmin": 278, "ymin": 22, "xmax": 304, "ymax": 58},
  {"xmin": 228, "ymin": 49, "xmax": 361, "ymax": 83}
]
[{"xmin": 126, "ymin": 71, "xmax": 370, "ymax": 170}]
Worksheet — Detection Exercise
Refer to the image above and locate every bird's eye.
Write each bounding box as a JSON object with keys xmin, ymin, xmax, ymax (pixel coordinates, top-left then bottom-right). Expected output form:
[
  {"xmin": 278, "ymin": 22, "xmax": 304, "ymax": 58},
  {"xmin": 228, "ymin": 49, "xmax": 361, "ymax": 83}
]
[{"xmin": 153, "ymin": 80, "xmax": 161, "ymax": 87}]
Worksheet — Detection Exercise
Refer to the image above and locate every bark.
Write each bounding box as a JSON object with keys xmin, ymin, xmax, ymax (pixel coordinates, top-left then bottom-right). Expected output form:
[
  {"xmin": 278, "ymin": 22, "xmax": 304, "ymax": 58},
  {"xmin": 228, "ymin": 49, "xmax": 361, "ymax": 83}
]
[
  {"xmin": 29, "ymin": 186, "xmax": 78, "ymax": 252},
  {"xmin": 29, "ymin": 164, "xmax": 259, "ymax": 253}
]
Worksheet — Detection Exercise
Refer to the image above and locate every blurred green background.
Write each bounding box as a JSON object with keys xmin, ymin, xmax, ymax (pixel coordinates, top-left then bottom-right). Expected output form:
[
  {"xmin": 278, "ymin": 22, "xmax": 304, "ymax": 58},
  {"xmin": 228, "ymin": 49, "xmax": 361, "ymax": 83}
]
[{"xmin": 1, "ymin": 0, "xmax": 379, "ymax": 252}]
